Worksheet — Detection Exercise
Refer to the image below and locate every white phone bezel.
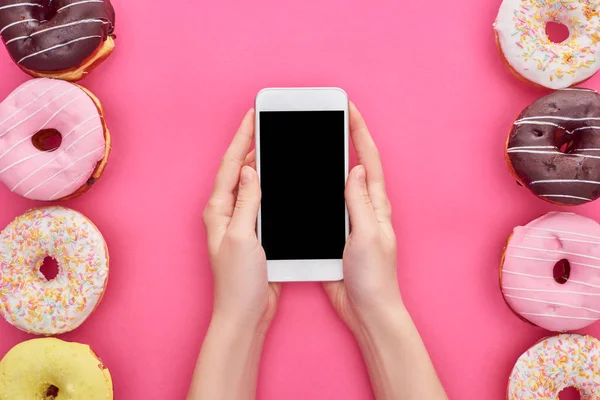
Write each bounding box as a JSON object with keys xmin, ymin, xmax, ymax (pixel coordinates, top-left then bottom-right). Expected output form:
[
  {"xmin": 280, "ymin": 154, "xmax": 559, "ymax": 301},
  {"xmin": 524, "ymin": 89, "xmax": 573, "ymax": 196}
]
[{"xmin": 255, "ymin": 87, "xmax": 349, "ymax": 282}]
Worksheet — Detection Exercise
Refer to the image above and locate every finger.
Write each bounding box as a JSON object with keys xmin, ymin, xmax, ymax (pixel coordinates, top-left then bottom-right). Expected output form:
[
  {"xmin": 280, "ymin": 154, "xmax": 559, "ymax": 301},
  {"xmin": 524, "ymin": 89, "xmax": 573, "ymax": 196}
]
[
  {"xmin": 321, "ymin": 281, "xmax": 343, "ymax": 310},
  {"xmin": 204, "ymin": 110, "xmax": 255, "ymax": 251},
  {"xmin": 212, "ymin": 109, "xmax": 255, "ymax": 198},
  {"xmin": 244, "ymin": 150, "xmax": 257, "ymax": 170},
  {"xmin": 345, "ymin": 165, "xmax": 378, "ymax": 232},
  {"xmin": 244, "ymin": 149, "xmax": 256, "ymax": 167},
  {"xmin": 231, "ymin": 150, "xmax": 257, "ymax": 198},
  {"xmin": 349, "ymin": 102, "xmax": 391, "ymax": 222},
  {"xmin": 229, "ymin": 166, "xmax": 261, "ymax": 234}
]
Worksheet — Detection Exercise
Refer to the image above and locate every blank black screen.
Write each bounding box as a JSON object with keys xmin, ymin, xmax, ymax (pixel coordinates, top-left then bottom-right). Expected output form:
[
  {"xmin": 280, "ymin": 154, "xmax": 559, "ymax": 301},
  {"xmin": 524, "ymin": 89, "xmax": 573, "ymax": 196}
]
[{"xmin": 259, "ymin": 111, "xmax": 346, "ymax": 260}]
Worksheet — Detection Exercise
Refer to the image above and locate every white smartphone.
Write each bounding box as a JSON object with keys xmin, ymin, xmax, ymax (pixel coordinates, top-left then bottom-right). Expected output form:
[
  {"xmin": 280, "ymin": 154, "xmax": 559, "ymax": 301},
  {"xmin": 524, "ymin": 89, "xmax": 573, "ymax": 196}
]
[{"xmin": 255, "ymin": 87, "xmax": 349, "ymax": 282}]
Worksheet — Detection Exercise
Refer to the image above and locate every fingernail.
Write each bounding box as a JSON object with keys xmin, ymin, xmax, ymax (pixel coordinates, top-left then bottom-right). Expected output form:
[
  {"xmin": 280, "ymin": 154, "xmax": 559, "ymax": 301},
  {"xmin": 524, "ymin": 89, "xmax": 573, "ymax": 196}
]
[
  {"xmin": 355, "ymin": 165, "xmax": 365, "ymax": 181},
  {"xmin": 240, "ymin": 167, "xmax": 253, "ymax": 185}
]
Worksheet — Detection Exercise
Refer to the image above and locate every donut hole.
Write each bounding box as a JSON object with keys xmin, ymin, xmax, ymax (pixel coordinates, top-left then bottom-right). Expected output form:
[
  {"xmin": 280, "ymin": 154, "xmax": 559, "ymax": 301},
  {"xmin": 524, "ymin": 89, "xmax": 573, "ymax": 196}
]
[
  {"xmin": 45, "ymin": 384, "xmax": 59, "ymax": 399},
  {"xmin": 32, "ymin": 129, "xmax": 62, "ymax": 152},
  {"xmin": 559, "ymin": 141, "xmax": 573, "ymax": 153},
  {"xmin": 40, "ymin": 257, "xmax": 59, "ymax": 281},
  {"xmin": 555, "ymin": 130, "xmax": 574, "ymax": 153},
  {"xmin": 558, "ymin": 387, "xmax": 580, "ymax": 399},
  {"xmin": 545, "ymin": 21, "xmax": 570, "ymax": 43},
  {"xmin": 42, "ymin": 0, "xmax": 58, "ymax": 21},
  {"xmin": 533, "ymin": 129, "xmax": 544, "ymax": 137},
  {"xmin": 553, "ymin": 259, "xmax": 571, "ymax": 284}
]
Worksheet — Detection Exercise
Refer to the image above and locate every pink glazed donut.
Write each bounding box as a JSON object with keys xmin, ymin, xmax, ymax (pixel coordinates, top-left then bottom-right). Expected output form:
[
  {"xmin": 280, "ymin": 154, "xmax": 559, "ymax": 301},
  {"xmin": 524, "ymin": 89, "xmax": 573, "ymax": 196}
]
[
  {"xmin": 0, "ymin": 78, "xmax": 110, "ymax": 201},
  {"xmin": 500, "ymin": 212, "xmax": 600, "ymax": 332}
]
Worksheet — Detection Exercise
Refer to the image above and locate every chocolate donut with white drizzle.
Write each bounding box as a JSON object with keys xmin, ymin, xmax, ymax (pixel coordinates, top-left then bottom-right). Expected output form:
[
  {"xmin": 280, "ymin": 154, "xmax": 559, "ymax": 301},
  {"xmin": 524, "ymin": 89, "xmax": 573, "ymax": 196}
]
[
  {"xmin": 0, "ymin": 0, "xmax": 115, "ymax": 81},
  {"xmin": 506, "ymin": 88, "xmax": 600, "ymax": 205}
]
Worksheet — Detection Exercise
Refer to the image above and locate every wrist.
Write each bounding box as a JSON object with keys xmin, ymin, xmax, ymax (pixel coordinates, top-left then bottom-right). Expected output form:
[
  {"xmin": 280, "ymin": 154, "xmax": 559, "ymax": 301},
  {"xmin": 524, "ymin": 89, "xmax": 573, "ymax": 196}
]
[
  {"xmin": 190, "ymin": 308, "xmax": 268, "ymax": 400},
  {"xmin": 211, "ymin": 308, "xmax": 271, "ymax": 341},
  {"xmin": 351, "ymin": 296, "xmax": 408, "ymax": 344}
]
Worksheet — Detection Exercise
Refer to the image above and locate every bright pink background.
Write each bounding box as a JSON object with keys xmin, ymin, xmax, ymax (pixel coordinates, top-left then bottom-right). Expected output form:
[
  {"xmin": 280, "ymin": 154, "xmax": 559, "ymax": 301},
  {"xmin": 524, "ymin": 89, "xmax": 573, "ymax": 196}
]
[{"xmin": 0, "ymin": 0, "xmax": 598, "ymax": 399}]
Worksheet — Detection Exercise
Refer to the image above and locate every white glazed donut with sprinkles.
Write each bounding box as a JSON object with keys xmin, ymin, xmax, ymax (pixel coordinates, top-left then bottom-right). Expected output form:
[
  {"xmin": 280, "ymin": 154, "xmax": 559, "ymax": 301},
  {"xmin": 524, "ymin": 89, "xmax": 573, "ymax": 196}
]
[
  {"xmin": 494, "ymin": 0, "xmax": 600, "ymax": 89},
  {"xmin": 0, "ymin": 206, "xmax": 108, "ymax": 335},
  {"xmin": 508, "ymin": 334, "xmax": 600, "ymax": 399}
]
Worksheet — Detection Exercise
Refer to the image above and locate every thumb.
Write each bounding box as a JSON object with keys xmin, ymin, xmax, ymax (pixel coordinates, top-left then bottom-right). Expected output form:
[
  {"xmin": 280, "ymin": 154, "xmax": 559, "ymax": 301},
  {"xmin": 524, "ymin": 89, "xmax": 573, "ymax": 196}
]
[
  {"xmin": 229, "ymin": 166, "xmax": 261, "ymax": 234},
  {"xmin": 345, "ymin": 165, "xmax": 378, "ymax": 232}
]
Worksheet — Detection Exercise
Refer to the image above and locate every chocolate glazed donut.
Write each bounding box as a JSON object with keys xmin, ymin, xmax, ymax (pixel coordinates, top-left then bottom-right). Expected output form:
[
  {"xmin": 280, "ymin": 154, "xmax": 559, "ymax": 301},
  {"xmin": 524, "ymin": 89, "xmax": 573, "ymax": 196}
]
[
  {"xmin": 0, "ymin": 0, "xmax": 115, "ymax": 80},
  {"xmin": 506, "ymin": 88, "xmax": 600, "ymax": 206}
]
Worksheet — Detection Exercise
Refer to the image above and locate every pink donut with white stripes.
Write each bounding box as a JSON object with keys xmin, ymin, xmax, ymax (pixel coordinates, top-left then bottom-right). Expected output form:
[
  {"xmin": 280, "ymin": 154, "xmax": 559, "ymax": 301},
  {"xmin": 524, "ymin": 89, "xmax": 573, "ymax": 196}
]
[
  {"xmin": 0, "ymin": 78, "xmax": 109, "ymax": 201},
  {"xmin": 501, "ymin": 212, "xmax": 600, "ymax": 332}
]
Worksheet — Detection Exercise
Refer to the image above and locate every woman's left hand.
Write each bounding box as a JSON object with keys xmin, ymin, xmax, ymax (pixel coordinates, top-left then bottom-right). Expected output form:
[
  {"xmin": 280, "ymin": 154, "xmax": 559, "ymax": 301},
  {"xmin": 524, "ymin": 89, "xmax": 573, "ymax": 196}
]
[
  {"xmin": 203, "ymin": 109, "xmax": 280, "ymax": 331},
  {"xmin": 189, "ymin": 109, "xmax": 280, "ymax": 400}
]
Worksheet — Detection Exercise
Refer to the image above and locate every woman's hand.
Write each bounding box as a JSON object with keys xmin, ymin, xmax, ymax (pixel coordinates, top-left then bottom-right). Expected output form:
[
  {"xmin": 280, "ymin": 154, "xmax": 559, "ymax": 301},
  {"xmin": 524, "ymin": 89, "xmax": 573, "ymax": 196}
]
[
  {"xmin": 324, "ymin": 103, "xmax": 447, "ymax": 400},
  {"xmin": 323, "ymin": 102, "xmax": 401, "ymax": 333},
  {"xmin": 188, "ymin": 109, "xmax": 280, "ymax": 400},
  {"xmin": 203, "ymin": 109, "xmax": 280, "ymax": 330}
]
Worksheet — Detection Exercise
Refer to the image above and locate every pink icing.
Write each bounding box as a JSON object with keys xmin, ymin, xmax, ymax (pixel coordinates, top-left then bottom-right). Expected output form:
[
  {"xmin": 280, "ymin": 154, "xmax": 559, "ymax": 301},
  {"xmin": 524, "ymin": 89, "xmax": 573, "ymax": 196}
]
[
  {"xmin": 0, "ymin": 78, "xmax": 105, "ymax": 201},
  {"xmin": 502, "ymin": 212, "xmax": 600, "ymax": 332}
]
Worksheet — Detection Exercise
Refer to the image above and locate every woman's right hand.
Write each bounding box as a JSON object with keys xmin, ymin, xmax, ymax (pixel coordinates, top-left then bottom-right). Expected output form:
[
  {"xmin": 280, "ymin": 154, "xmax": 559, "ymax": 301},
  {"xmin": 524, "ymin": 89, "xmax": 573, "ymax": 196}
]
[
  {"xmin": 323, "ymin": 102, "xmax": 402, "ymax": 333},
  {"xmin": 324, "ymin": 102, "xmax": 447, "ymax": 400}
]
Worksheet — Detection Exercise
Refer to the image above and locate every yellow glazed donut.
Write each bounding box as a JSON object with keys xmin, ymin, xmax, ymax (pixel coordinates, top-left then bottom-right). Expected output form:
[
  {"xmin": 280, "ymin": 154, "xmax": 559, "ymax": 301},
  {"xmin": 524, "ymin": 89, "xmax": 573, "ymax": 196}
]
[
  {"xmin": 0, "ymin": 338, "xmax": 113, "ymax": 400},
  {"xmin": 0, "ymin": 206, "xmax": 109, "ymax": 335}
]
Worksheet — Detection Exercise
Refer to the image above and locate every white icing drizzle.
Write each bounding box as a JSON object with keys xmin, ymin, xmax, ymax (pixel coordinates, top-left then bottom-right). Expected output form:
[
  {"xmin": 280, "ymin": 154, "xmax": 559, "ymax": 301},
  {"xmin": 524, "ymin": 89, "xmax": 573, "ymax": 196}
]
[
  {"xmin": 0, "ymin": 89, "xmax": 80, "ymax": 162},
  {"xmin": 506, "ymin": 254, "xmax": 600, "ymax": 270},
  {"xmin": 513, "ymin": 121, "xmax": 564, "ymax": 129},
  {"xmin": 512, "ymin": 120, "xmax": 600, "ymax": 134},
  {"xmin": 0, "ymin": 3, "xmax": 42, "ymax": 11},
  {"xmin": 503, "ymin": 270, "xmax": 600, "ymax": 289},
  {"xmin": 5, "ymin": 19, "xmax": 107, "ymax": 45},
  {"xmin": 540, "ymin": 194, "xmax": 594, "ymax": 201},
  {"xmin": 506, "ymin": 150, "xmax": 562, "ymax": 155},
  {"xmin": 504, "ymin": 295, "xmax": 600, "ymax": 313},
  {"xmin": 506, "ymin": 149, "xmax": 600, "ymax": 160},
  {"xmin": 530, "ymin": 179, "xmax": 600, "ymax": 185},
  {"xmin": 0, "ymin": 81, "xmax": 61, "ymax": 128},
  {"xmin": 0, "ymin": 151, "xmax": 44, "ymax": 175},
  {"xmin": 561, "ymin": 126, "xmax": 600, "ymax": 133},
  {"xmin": 514, "ymin": 233, "xmax": 600, "ymax": 244},
  {"xmin": 527, "ymin": 226, "xmax": 600, "ymax": 239},
  {"xmin": 48, "ymin": 167, "xmax": 93, "ymax": 200},
  {"xmin": 0, "ymin": 114, "xmax": 97, "ymax": 177},
  {"xmin": 508, "ymin": 244, "xmax": 600, "ymax": 262},
  {"xmin": 57, "ymin": 0, "xmax": 104, "ymax": 12},
  {"xmin": 518, "ymin": 116, "xmax": 600, "ymax": 122},
  {"xmin": 23, "ymin": 145, "xmax": 104, "ymax": 197},
  {"xmin": 11, "ymin": 124, "xmax": 101, "ymax": 191},
  {"xmin": 5, "ymin": 35, "xmax": 28, "ymax": 45},
  {"xmin": 32, "ymin": 19, "xmax": 104, "ymax": 37},
  {"xmin": 507, "ymin": 146, "xmax": 556, "ymax": 150},
  {"xmin": 2, "ymin": 79, "xmax": 40, "ymax": 102},
  {"xmin": 560, "ymin": 88, "xmax": 596, "ymax": 91},
  {"xmin": 0, "ymin": 19, "xmax": 38, "ymax": 34},
  {"xmin": 519, "ymin": 313, "xmax": 598, "ymax": 321},
  {"xmin": 504, "ymin": 287, "xmax": 600, "ymax": 296},
  {"xmin": 17, "ymin": 35, "xmax": 102, "ymax": 65}
]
